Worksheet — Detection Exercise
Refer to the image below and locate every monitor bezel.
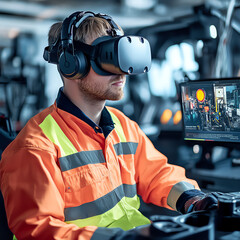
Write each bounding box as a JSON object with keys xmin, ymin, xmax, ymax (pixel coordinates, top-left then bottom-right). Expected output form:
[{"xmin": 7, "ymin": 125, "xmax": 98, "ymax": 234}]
[{"xmin": 179, "ymin": 77, "xmax": 240, "ymax": 150}]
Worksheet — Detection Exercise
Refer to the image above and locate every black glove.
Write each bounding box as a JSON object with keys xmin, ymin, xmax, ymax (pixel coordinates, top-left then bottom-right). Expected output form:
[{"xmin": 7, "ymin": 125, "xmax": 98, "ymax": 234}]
[
  {"xmin": 184, "ymin": 192, "xmax": 218, "ymax": 213},
  {"xmin": 176, "ymin": 190, "xmax": 219, "ymax": 214}
]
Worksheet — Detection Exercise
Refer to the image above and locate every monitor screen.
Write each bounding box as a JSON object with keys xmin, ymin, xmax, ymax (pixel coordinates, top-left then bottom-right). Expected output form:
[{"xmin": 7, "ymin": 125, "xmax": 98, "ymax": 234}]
[{"xmin": 180, "ymin": 78, "xmax": 240, "ymax": 144}]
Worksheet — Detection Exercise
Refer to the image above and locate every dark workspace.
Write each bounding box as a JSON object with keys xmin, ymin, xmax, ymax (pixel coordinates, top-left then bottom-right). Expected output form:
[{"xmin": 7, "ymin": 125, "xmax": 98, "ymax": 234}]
[{"xmin": 0, "ymin": 0, "xmax": 240, "ymax": 239}]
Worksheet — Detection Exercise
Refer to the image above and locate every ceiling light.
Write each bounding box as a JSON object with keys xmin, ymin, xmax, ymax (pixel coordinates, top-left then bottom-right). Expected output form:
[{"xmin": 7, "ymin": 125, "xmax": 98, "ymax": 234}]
[{"xmin": 123, "ymin": 0, "xmax": 158, "ymax": 10}]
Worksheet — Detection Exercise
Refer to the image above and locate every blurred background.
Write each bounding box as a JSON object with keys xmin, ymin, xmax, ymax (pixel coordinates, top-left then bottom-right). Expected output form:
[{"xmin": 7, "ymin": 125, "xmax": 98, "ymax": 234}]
[{"xmin": 0, "ymin": 0, "xmax": 240, "ymax": 192}]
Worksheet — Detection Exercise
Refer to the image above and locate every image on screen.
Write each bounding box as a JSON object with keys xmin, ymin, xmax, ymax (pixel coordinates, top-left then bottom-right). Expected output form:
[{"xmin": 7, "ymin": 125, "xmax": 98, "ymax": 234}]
[{"xmin": 181, "ymin": 79, "xmax": 240, "ymax": 143}]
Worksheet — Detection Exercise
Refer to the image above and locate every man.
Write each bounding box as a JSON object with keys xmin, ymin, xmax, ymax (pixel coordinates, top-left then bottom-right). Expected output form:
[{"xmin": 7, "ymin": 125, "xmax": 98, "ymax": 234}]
[{"xmin": 0, "ymin": 11, "xmax": 217, "ymax": 240}]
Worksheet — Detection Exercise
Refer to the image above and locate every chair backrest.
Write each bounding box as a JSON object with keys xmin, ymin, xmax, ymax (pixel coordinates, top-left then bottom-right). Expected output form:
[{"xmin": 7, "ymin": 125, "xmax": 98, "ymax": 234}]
[
  {"xmin": 0, "ymin": 127, "xmax": 15, "ymax": 240},
  {"xmin": 0, "ymin": 191, "xmax": 13, "ymax": 240}
]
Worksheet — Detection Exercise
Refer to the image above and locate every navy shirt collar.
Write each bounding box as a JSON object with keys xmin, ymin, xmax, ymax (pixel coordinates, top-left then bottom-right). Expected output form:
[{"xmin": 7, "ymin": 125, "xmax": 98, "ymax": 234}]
[{"xmin": 56, "ymin": 87, "xmax": 114, "ymax": 137}]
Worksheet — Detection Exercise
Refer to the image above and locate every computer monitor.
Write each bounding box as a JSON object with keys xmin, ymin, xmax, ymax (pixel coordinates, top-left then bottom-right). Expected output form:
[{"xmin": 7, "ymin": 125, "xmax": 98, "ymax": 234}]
[{"xmin": 180, "ymin": 78, "xmax": 240, "ymax": 168}]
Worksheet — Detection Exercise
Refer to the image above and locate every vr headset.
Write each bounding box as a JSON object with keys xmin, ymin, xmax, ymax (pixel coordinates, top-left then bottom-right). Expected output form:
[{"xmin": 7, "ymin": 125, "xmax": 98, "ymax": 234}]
[{"xmin": 43, "ymin": 11, "xmax": 152, "ymax": 79}]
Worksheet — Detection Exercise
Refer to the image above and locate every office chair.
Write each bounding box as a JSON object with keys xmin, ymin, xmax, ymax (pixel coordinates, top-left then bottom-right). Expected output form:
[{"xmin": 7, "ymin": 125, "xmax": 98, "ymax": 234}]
[{"xmin": 0, "ymin": 127, "xmax": 15, "ymax": 240}]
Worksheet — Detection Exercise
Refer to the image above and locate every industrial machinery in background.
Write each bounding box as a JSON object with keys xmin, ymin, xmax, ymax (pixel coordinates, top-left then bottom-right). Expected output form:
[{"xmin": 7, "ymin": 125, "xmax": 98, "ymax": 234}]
[
  {"xmin": 0, "ymin": 33, "xmax": 47, "ymax": 132},
  {"xmin": 121, "ymin": 1, "xmax": 240, "ymax": 169}
]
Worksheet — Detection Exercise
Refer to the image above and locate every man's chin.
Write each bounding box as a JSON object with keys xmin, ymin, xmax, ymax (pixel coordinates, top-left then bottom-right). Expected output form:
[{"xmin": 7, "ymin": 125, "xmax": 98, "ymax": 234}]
[{"xmin": 107, "ymin": 92, "xmax": 124, "ymax": 101}]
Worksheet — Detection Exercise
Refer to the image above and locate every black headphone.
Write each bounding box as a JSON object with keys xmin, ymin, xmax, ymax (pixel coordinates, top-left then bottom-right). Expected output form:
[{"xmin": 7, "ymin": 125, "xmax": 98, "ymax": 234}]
[{"xmin": 58, "ymin": 11, "xmax": 122, "ymax": 80}]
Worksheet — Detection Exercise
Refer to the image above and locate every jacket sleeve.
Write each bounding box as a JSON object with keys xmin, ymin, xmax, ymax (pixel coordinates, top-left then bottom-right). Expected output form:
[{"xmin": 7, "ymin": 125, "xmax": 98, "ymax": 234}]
[
  {"xmin": 133, "ymin": 122, "xmax": 200, "ymax": 211},
  {"xmin": 0, "ymin": 144, "xmax": 115, "ymax": 240}
]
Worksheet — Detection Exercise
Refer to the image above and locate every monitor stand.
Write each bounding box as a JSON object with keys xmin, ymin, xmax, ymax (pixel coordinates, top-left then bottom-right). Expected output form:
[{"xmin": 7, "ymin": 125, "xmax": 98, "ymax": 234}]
[
  {"xmin": 186, "ymin": 146, "xmax": 240, "ymax": 192},
  {"xmin": 195, "ymin": 145, "xmax": 215, "ymax": 169},
  {"xmin": 195, "ymin": 145, "xmax": 230, "ymax": 169}
]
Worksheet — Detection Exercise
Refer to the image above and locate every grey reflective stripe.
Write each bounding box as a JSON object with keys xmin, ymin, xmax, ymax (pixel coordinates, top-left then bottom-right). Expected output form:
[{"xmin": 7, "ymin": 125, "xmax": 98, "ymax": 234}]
[
  {"xmin": 64, "ymin": 184, "xmax": 136, "ymax": 221},
  {"xmin": 114, "ymin": 142, "xmax": 138, "ymax": 156},
  {"xmin": 91, "ymin": 227, "xmax": 123, "ymax": 240},
  {"xmin": 59, "ymin": 150, "xmax": 105, "ymax": 172},
  {"xmin": 167, "ymin": 181, "xmax": 195, "ymax": 211}
]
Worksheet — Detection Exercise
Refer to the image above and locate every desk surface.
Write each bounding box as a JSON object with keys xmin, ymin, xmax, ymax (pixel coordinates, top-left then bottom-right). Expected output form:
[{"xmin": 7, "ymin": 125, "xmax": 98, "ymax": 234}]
[{"xmin": 186, "ymin": 158, "xmax": 240, "ymax": 192}]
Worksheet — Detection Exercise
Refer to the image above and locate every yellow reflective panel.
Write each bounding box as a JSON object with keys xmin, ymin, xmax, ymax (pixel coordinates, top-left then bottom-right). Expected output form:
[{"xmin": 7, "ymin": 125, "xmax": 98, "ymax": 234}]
[
  {"xmin": 39, "ymin": 114, "xmax": 78, "ymax": 157},
  {"xmin": 66, "ymin": 195, "xmax": 150, "ymax": 230},
  {"xmin": 108, "ymin": 110, "xmax": 126, "ymax": 142}
]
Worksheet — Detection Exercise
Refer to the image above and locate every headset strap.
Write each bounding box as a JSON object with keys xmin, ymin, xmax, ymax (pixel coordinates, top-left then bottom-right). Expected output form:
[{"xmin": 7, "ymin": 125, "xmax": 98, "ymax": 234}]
[
  {"xmin": 95, "ymin": 13, "xmax": 123, "ymax": 36},
  {"xmin": 73, "ymin": 41, "xmax": 97, "ymax": 60},
  {"xmin": 75, "ymin": 11, "xmax": 95, "ymax": 28}
]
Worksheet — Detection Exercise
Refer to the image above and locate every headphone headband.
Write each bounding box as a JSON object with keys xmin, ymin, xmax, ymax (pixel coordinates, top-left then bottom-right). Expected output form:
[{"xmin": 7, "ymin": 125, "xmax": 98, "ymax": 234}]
[
  {"xmin": 61, "ymin": 11, "xmax": 122, "ymax": 51},
  {"xmin": 61, "ymin": 11, "xmax": 83, "ymax": 50}
]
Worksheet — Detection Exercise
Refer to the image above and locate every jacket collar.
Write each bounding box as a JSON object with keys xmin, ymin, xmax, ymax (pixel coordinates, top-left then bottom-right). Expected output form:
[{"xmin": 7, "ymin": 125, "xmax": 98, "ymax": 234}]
[{"xmin": 56, "ymin": 87, "xmax": 114, "ymax": 137}]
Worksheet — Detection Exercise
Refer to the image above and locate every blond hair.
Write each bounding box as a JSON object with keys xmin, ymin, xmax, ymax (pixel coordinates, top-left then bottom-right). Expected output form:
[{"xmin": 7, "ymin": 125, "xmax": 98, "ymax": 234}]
[{"xmin": 48, "ymin": 16, "xmax": 123, "ymax": 47}]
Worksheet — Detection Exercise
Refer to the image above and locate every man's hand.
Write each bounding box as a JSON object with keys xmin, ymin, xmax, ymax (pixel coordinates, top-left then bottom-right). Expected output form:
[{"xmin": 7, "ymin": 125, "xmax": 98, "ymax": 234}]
[{"xmin": 184, "ymin": 192, "xmax": 218, "ymax": 213}]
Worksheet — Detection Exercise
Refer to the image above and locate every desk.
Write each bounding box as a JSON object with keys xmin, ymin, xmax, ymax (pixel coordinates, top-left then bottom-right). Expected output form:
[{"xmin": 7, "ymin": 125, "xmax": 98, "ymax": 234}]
[{"xmin": 186, "ymin": 158, "xmax": 240, "ymax": 192}]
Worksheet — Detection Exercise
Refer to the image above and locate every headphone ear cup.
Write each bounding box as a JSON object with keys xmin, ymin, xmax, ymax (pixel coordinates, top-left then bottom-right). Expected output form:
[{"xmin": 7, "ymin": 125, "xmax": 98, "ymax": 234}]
[
  {"xmin": 75, "ymin": 51, "xmax": 90, "ymax": 79},
  {"xmin": 58, "ymin": 51, "xmax": 89, "ymax": 79}
]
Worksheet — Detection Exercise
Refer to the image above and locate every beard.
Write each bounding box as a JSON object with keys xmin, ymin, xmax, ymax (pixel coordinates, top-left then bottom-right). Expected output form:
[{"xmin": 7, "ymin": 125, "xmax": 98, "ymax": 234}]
[{"xmin": 78, "ymin": 75, "xmax": 125, "ymax": 101}]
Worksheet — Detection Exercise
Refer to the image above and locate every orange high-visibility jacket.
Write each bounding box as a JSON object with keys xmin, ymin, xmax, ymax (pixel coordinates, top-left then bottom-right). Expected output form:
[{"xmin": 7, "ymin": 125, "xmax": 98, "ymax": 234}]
[{"xmin": 0, "ymin": 89, "xmax": 199, "ymax": 240}]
